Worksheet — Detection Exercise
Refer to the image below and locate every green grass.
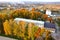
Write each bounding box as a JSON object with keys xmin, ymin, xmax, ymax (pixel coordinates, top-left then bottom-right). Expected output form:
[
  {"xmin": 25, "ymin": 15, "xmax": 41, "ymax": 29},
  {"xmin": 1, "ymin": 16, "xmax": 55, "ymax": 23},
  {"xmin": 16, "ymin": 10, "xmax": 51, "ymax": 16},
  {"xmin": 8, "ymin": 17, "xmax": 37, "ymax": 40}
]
[
  {"xmin": 57, "ymin": 22, "xmax": 60, "ymax": 26},
  {"xmin": 56, "ymin": 20, "xmax": 60, "ymax": 27}
]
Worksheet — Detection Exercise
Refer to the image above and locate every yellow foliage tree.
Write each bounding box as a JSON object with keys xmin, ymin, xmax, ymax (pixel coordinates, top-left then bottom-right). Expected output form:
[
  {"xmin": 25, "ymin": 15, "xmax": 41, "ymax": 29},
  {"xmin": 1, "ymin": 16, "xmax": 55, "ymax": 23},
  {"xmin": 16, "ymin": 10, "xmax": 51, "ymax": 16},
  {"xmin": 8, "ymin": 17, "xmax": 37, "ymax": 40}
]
[
  {"xmin": 3, "ymin": 20, "xmax": 12, "ymax": 35},
  {"xmin": 18, "ymin": 21, "xmax": 26, "ymax": 38},
  {"xmin": 45, "ymin": 30, "xmax": 51, "ymax": 40},
  {"xmin": 40, "ymin": 28, "xmax": 45, "ymax": 36},
  {"xmin": 13, "ymin": 21, "xmax": 19, "ymax": 37}
]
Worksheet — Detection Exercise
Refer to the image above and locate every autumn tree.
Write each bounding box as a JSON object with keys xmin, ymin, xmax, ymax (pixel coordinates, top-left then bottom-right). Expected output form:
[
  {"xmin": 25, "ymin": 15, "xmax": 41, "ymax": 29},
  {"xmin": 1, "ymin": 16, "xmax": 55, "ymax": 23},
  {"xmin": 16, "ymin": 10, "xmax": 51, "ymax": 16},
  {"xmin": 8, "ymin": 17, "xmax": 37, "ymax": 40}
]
[
  {"xmin": 41, "ymin": 14, "xmax": 48, "ymax": 21},
  {"xmin": 47, "ymin": 17, "xmax": 52, "ymax": 22},
  {"xmin": 31, "ymin": 8, "xmax": 36, "ymax": 11},
  {"xmin": 18, "ymin": 21, "xmax": 26, "ymax": 38},
  {"xmin": 3, "ymin": 20, "xmax": 12, "ymax": 35}
]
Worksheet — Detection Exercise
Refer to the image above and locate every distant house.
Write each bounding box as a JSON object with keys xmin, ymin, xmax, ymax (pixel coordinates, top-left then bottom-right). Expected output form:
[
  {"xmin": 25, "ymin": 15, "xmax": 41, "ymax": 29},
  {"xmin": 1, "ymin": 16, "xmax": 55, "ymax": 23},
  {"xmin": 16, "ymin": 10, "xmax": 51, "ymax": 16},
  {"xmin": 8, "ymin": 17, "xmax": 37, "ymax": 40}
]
[
  {"xmin": 52, "ymin": 10, "xmax": 60, "ymax": 16},
  {"xmin": 0, "ymin": 7, "xmax": 6, "ymax": 10}
]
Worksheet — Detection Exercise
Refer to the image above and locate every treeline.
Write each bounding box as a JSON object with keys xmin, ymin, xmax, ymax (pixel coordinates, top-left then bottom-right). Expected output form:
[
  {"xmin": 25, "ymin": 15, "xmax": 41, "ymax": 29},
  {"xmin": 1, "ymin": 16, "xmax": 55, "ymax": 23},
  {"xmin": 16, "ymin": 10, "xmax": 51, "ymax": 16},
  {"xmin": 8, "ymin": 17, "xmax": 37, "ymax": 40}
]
[{"xmin": 3, "ymin": 19, "xmax": 53, "ymax": 40}]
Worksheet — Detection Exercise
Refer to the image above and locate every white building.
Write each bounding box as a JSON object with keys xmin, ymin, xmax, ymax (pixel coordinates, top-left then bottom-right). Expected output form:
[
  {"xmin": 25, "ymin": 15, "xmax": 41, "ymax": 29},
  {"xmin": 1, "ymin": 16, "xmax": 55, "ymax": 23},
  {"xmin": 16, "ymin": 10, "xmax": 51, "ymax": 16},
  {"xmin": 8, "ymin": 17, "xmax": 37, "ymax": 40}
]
[
  {"xmin": 14, "ymin": 18, "xmax": 44, "ymax": 28},
  {"xmin": 46, "ymin": 9, "xmax": 51, "ymax": 16},
  {"xmin": 14, "ymin": 18, "xmax": 55, "ymax": 33}
]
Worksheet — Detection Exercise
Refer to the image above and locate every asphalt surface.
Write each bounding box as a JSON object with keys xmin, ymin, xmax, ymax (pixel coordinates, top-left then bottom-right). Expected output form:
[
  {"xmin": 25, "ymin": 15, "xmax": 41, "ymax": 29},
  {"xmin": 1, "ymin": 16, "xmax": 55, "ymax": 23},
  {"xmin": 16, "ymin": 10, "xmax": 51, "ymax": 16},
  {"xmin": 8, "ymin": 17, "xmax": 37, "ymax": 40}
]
[{"xmin": 51, "ymin": 22, "xmax": 60, "ymax": 40}]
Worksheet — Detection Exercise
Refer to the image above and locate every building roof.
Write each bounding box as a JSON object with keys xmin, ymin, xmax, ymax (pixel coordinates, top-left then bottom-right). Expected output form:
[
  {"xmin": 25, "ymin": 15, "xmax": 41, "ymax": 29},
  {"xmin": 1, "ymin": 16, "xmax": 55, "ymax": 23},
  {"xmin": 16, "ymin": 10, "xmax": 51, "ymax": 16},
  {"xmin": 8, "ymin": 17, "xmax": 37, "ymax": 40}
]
[{"xmin": 44, "ymin": 22, "xmax": 56, "ymax": 29}]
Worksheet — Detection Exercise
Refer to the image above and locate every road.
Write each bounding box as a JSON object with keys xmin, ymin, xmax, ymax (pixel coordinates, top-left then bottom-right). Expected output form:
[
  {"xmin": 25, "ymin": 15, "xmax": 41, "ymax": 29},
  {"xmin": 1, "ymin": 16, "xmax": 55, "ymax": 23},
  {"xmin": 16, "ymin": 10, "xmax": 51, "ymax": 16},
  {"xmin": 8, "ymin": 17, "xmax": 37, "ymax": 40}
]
[{"xmin": 51, "ymin": 22, "xmax": 60, "ymax": 40}]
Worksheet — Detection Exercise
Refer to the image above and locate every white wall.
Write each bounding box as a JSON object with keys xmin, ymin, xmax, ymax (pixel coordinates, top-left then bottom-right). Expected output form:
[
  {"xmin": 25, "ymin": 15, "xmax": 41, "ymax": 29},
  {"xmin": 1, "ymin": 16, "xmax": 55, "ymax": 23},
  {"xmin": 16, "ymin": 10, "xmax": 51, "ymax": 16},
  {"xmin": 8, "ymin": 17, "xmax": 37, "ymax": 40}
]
[{"xmin": 14, "ymin": 18, "xmax": 44, "ymax": 28}]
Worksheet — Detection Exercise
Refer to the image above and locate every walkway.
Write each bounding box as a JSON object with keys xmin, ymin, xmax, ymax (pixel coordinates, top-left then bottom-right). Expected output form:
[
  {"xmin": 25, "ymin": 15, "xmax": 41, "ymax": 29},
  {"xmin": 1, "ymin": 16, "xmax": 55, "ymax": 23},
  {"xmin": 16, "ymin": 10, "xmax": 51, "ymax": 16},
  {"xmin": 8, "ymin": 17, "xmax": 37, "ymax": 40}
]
[{"xmin": 0, "ymin": 36, "xmax": 17, "ymax": 40}]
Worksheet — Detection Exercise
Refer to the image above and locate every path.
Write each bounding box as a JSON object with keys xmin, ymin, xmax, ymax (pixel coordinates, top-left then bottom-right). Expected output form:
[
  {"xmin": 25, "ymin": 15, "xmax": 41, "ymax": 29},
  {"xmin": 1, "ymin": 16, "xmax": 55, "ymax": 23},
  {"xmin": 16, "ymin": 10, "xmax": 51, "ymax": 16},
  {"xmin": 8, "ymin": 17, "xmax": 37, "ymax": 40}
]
[{"xmin": 0, "ymin": 36, "xmax": 17, "ymax": 40}]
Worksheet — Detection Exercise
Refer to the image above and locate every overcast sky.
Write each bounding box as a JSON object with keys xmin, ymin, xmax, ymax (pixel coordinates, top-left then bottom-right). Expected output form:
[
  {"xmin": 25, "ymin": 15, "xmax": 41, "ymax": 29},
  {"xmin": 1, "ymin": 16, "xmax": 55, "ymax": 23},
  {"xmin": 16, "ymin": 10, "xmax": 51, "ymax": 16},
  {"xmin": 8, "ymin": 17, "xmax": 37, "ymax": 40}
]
[{"xmin": 0, "ymin": 0, "xmax": 60, "ymax": 2}]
